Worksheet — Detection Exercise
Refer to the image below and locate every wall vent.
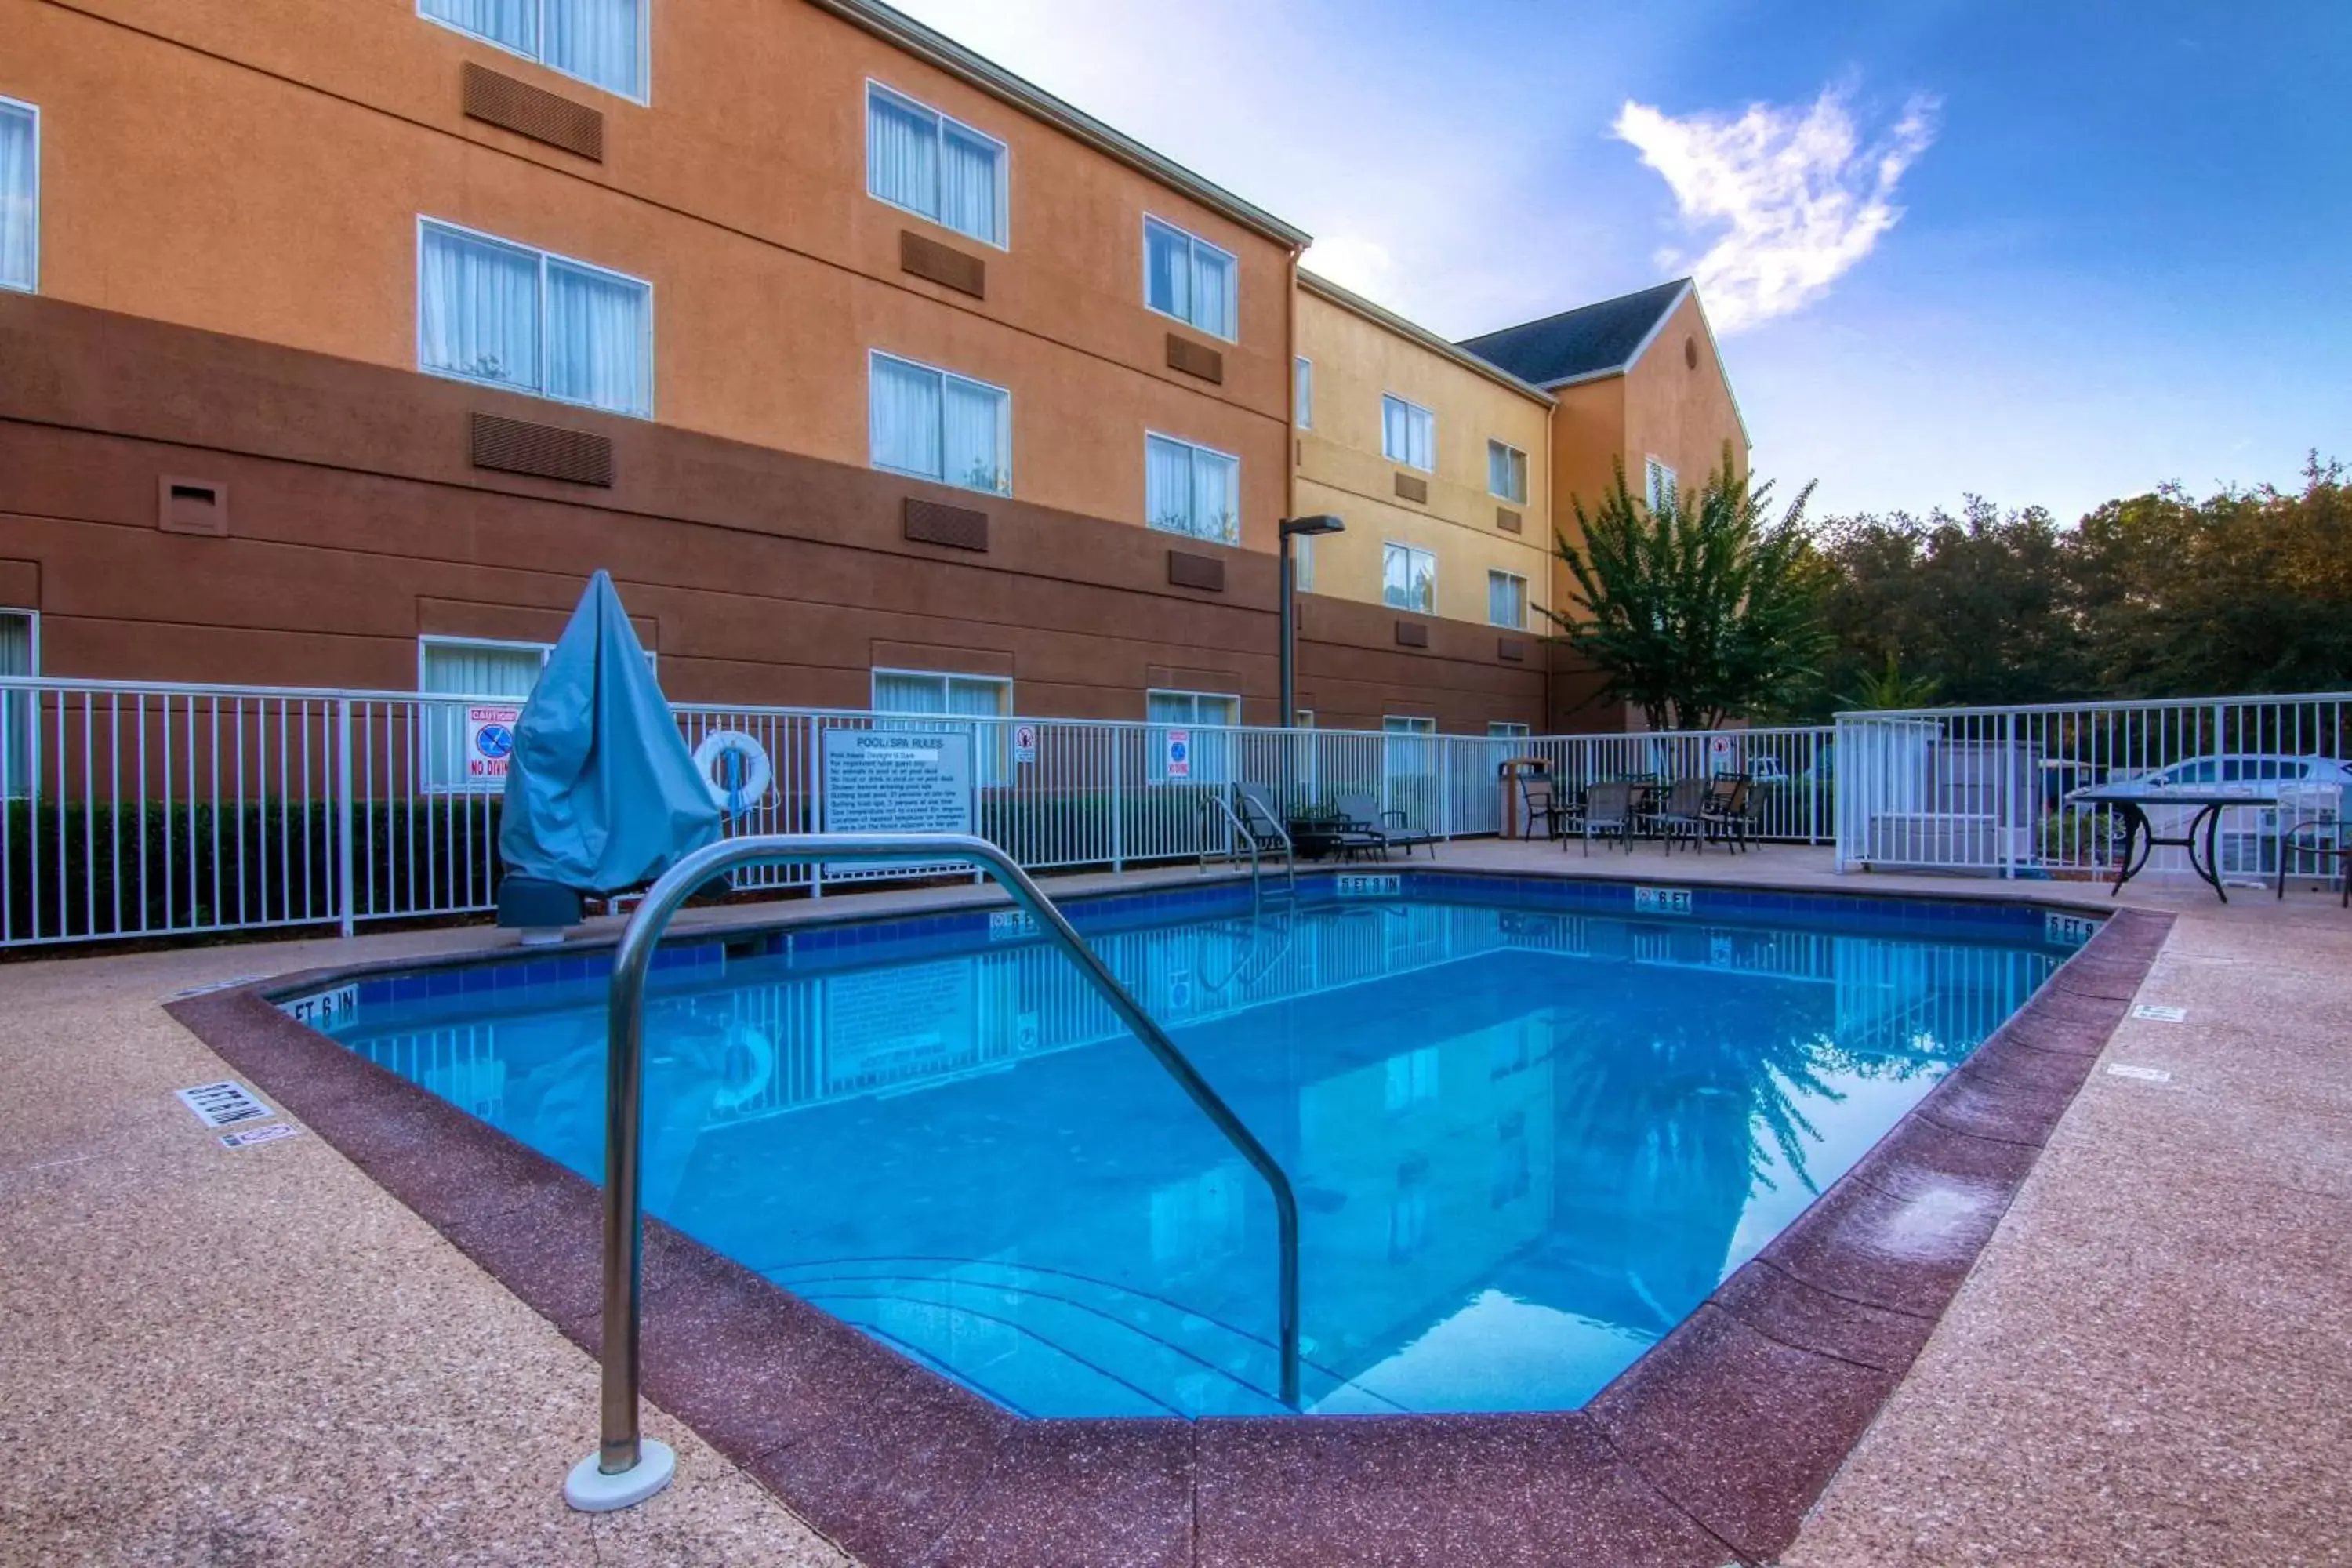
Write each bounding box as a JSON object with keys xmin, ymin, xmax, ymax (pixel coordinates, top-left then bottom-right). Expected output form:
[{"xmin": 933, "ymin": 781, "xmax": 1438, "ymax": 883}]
[
  {"xmin": 904, "ymin": 497, "xmax": 990, "ymax": 551},
  {"xmin": 1165, "ymin": 334, "xmax": 1225, "ymax": 384},
  {"xmin": 1167, "ymin": 550, "xmax": 1227, "ymax": 592},
  {"xmin": 462, "ymin": 64, "xmax": 604, "ymax": 160},
  {"xmin": 1395, "ymin": 620, "xmax": 1429, "ymax": 648},
  {"xmin": 899, "ymin": 230, "xmax": 986, "ymax": 299},
  {"xmin": 158, "ymin": 477, "xmax": 228, "ymax": 536},
  {"xmin": 1496, "ymin": 506, "xmax": 1522, "ymax": 534},
  {"xmin": 470, "ymin": 412, "xmax": 615, "ymax": 486},
  {"xmin": 1393, "ymin": 473, "xmax": 1428, "ymax": 504},
  {"xmin": 1497, "ymin": 637, "xmax": 1526, "ymax": 662}
]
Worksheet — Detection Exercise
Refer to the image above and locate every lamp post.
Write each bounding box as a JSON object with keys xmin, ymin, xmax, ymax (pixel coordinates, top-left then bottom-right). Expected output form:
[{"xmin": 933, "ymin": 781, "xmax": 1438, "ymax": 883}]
[{"xmin": 1278, "ymin": 514, "xmax": 1344, "ymax": 728}]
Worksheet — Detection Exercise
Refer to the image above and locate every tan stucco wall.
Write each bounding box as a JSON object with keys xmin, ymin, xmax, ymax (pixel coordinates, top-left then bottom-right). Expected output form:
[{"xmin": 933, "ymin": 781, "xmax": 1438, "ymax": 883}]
[
  {"xmin": 1293, "ymin": 289, "xmax": 1554, "ymax": 634},
  {"xmin": 1544, "ymin": 291, "xmax": 1748, "ymax": 619},
  {"xmin": 4, "ymin": 0, "xmax": 1294, "ymax": 544}
]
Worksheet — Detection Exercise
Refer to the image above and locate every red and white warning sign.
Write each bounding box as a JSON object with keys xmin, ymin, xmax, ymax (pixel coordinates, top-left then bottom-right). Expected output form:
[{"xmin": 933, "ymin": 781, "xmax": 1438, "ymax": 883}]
[{"xmin": 467, "ymin": 705, "xmax": 522, "ymax": 781}]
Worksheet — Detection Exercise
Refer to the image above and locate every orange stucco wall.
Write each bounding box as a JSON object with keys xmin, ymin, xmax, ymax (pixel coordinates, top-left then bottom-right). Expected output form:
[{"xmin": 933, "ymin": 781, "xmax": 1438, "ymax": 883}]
[{"xmin": 5, "ymin": 0, "xmax": 1294, "ymax": 543}]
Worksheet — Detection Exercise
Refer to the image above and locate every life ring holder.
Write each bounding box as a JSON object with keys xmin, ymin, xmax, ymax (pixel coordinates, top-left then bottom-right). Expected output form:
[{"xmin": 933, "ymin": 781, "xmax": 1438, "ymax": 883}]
[{"xmin": 692, "ymin": 730, "xmax": 771, "ymax": 818}]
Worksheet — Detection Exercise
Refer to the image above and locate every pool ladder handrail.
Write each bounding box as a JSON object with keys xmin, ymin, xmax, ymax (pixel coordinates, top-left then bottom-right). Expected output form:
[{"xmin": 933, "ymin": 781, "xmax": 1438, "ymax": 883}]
[
  {"xmin": 1203, "ymin": 787, "xmax": 1298, "ymax": 909},
  {"xmin": 574, "ymin": 832, "xmax": 1303, "ymax": 1509}
]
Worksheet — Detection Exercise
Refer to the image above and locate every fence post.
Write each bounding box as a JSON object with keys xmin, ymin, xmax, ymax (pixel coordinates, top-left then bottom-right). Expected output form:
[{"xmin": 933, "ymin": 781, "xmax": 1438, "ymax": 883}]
[
  {"xmin": 1110, "ymin": 731, "xmax": 1125, "ymax": 873},
  {"xmin": 1999, "ymin": 712, "xmax": 2016, "ymax": 879},
  {"xmin": 1439, "ymin": 740, "xmax": 1453, "ymax": 840},
  {"xmin": 336, "ymin": 698, "xmax": 357, "ymax": 938}
]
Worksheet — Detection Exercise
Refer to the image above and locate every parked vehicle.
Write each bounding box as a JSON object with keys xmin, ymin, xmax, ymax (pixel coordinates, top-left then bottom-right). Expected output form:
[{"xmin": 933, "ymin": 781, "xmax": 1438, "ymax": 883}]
[{"xmin": 2066, "ymin": 754, "xmax": 2352, "ymax": 876}]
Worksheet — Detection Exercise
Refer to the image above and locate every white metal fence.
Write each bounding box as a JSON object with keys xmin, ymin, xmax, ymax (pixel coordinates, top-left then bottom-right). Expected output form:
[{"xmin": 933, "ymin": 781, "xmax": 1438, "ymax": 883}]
[
  {"xmin": 1836, "ymin": 691, "xmax": 2352, "ymax": 884},
  {"xmin": 0, "ymin": 676, "xmax": 1834, "ymax": 950}
]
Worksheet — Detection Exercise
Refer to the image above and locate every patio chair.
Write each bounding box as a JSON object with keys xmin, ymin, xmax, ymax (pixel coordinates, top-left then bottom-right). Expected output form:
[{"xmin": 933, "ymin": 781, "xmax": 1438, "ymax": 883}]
[
  {"xmin": 1701, "ymin": 772, "xmax": 1755, "ymax": 852},
  {"xmin": 1577, "ymin": 780, "xmax": 1634, "ymax": 855},
  {"xmin": 1646, "ymin": 777, "xmax": 1713, "ymax": 854},
  {"xmin": 2276, "ymin": 799, "xmax": 2350, "ymax": 908},
  {"xmin": 1232, "ymin": 784, "xmax": 1296, "ymax": 858},
  {"xmin": 1334, "ymin": 791, "xmax": 1439, "ymax": 860},
  {"xmin": 1519, "ymin": 776, "xmax": 1566, "ymax": 840}
]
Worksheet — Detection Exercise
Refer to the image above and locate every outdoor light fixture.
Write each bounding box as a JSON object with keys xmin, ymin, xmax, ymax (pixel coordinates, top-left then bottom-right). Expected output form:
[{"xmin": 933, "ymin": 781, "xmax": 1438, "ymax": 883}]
[{"xmin": 1278, "ymin": 515, "xmax": 1344, "ymax": 728}]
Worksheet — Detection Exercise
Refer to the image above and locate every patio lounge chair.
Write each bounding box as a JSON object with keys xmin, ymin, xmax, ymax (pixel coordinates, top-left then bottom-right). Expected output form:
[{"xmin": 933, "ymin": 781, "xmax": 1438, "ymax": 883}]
[
  {"xmin": 1241, "ymin": 783, "xmax": 1381, "ymax": 862},
  {"xmin": 1577, "ymin": 780, "xmax": 1634, "ymax": 854},
  {"xmin": 2277, "ymin": 795, "xmax": 2350, "ymax": 908},
  {"xmin": 1231, "ymin": 784, "xmax": 1298, "ymax": 859},
  {"xmin": 1334, "ymin": 791, "xmax": 1439, "ymax": 859},
  {"xmin": 1702, "ymin": 772, "xmax": 1755, "ymax": 852},
  {"xmin": 1646, "ymin": 777, "xmax": 1713, "ymax": 853}
]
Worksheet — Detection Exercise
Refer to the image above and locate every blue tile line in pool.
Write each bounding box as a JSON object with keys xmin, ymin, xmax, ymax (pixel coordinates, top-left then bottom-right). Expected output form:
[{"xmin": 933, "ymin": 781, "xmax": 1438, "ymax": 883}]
[{"xmin": 294, "ymin": 871, "xmax": 2090, "ymax": 1021}]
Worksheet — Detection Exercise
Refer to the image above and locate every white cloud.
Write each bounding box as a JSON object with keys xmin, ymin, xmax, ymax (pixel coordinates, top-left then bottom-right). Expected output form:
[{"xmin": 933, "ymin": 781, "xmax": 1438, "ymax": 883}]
[
  {"xmin": 1301, "ymin": 233, "xmax": 1398, "ymax": 301},
  {"xmin": 1613, "ymin": 89, "xmax": 1938, "ymax": 333}
]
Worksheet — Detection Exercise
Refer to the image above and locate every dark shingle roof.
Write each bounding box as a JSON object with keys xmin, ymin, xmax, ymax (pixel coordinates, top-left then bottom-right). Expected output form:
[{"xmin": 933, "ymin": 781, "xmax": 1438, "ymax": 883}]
[{"xmin": 1455, "ymin": 279, "xmax": 1692, "ymax": 387}]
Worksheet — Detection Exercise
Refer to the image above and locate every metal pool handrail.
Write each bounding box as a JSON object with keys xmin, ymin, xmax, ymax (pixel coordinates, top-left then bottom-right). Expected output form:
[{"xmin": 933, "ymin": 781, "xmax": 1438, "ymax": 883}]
[{"xmin": 575, "ymin": 832, "xmax": 1303, "ymax": 1507}]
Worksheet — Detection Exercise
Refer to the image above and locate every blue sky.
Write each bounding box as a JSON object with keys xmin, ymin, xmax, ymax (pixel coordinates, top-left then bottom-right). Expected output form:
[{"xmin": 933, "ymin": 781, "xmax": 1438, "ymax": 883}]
[{"xmin": 892, "ymin": 0, "xmax": 2351, "ymax": 523}]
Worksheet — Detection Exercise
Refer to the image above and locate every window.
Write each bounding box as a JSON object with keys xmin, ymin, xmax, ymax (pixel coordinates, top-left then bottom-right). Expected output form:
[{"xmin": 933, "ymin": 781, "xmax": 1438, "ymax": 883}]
[
  {"xmin": 1144, "ymin": 434, "xmax": 1239, "ymax": 544},
  {"xmin": 1387, "ymin": 1159, "xmax": 1430, "ymax": 1262},
  {"xmin": 417, "ymin": 220, "xmax": 652, "ymax": 417},
  {"xmin": 869, "ymin": 351, "xmax": 1011, "ymax": 495},
  {"xmin": 1487, "ymin": 440, "xmax": 1527, "ymax": 504},
  {"xmin": 1294, "ymin": 357, "xmax": 1312, "ymax": 428},
  {"xmin": 866, "ymin": 83, "xmax": 1007, "ymax": 248},
  {"xmin": 1294, "ymin": 709, "xmax": 1315, "ymax": 728},
  {"xmin": 419, "ymin": 636, "xmax": 550, "ymax": 791},
  {"xmin": 1291, "ymin": 532, "xmax": 1316, "ymax": 593},
  {"xmin": 1381, "ymin": 395, "xmax": 1435, "ymax": 471},
  {"xmin": 872, "ymin": 669, "xmax": 1012, "ymax": 785},
  {"xmin": 0, "ymin": 98, "xmax": 36, "ymax": 295},
  {"xmin": 1384, "ymin": 716, "xmax": 1436, "ymax": 737},
  {"xmin": 1488, "ymin": 570, "xmax": 1526, "ymax": 630},
  {"xmin": 1149, "ymin": 689, "xmax": 1238, "ymax": 782},
  {"xmin": 0, "ymin": 609, "xmax": 34, "ymax": 800},
  {"xmin": 1144, "ymin": 217, "xmax": 1237, "ymax": 340},
  {"xmin": 1382, "ymin": 543, "xmax": 1435, "ymax": 613},
  {"xmin": 1644, "ymin": 456, "xmax": 1678, "ymax": 513},
  {"xmin": 418, "ymin": 0, "xmax": 648, "ymax": 102},
  {"xmin": 1487, "ymin": 722, "xmax": 1531, "ymax": 741}
]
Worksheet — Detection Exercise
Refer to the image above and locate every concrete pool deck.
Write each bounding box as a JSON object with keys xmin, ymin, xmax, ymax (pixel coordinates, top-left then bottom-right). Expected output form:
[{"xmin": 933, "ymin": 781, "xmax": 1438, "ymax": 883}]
[{"xmin": 2, "ymin": 844, "xmax": 2347, "ymax": 1564}]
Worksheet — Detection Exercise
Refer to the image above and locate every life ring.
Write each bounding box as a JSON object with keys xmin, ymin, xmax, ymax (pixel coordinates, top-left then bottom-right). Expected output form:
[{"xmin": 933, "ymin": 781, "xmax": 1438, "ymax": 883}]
[
  {"xmin": 693, "ymin": 730, "xmax": 771, "ymax": 816},
  {"xmin": 713, "ymin": 1022, "xmax": 775, "ymax": 1112}
]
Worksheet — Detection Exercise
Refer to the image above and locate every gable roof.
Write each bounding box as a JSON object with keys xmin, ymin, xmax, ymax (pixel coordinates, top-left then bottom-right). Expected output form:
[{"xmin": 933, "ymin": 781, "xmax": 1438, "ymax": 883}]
[{"xmin": 1455, "ymin": 279, "xmax": 1693, "ymax": 390}]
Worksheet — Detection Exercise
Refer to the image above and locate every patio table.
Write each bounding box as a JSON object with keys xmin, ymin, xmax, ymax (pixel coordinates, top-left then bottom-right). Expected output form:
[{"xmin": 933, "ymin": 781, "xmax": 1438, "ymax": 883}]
[{"xmin": 2074, "ymin": 786, "xmax": 2281, "ymax": 903}]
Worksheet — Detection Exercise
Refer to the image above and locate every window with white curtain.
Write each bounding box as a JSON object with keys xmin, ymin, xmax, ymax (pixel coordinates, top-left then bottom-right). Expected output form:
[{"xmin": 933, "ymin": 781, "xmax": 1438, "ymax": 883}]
[
  {"xmin": 871, "ymin": 669, "xmax": 1011, "ymax": 784},
  {"xmin": 866, "ymin": 83, "xmax": 1007, "ymax": 247},
  {"xmin": 1488, "ymin": 570, "xmax": 1526, "ymax": 629},
  {"xmin": 1645, "ymin": 456, "xmax": 1679, "ymax": 512},
  {"xmin": 0, "ymin": 98, "xmax": 36, "ymax": 295},
  {"xmin": 1382, "ymin": 542, "xmax": 1435, "ymax": 613},
  {"xmin": 0, "ymin": 609, "xmax": 34, "ymax": 800},
  {"xmin": 1294, "ymin": 357, "xmax": 1312, "ymax": 428},
  {"xmin": 1291, "ymin": 532, "xmax": 1316, "ymax": 593},
  {"xmin": 1381, "ymin": 395, "xmax": 1435, "ymax": 471},
  {"xmin": 1144, "ymin": 434, "xmax": 1239, "ymax": 544},
  {"xmin": 1148, "ymin": 689, "xmax": 1238, "ymax": 782},
  {"xmin": 419, "ymin": 636, "xmax": 550, "ymax": 791},
  {"xmin": 1487, "ymin": 440, "xmax": 1527, "ymax": 503},
  {"xmin": 417, "ymin": 220, "xmax": 652, "ymax": 417},
  {"xmin": 1143, "ymin": 217, "xmax": 1237, "ymax": 340},
  {"xmin": 1486, "ymin": 721, "xmax": 1530, "ymax": 740},
  {"xmin": 417, "ymin": 0, "xmax": 648, "ymax": 102},
  {"xmin": 869, "ymin": 351, "xmax": 1011, "ymax": 495}
]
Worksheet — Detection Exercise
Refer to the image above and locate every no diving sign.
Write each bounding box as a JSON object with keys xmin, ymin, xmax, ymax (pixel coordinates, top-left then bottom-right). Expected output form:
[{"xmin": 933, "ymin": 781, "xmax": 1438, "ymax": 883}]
[
  {"xmin": 1013, "ymin": 723, "xmax": 1038, "ymax": 765},
  {"xmin": 1165, "ymin": 728, "xmax": 1192, "ymax": 779},
  {"xmin": 467, "ymin": 705, "xmax": 521, "ymax": 782}
]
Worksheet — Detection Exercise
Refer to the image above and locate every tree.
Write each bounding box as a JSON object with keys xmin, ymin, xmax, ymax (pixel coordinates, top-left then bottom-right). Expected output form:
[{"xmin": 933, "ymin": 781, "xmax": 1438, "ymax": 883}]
[{"xmin": 1546, "ymin": 449, "xmax": 1830, "ymax": 730}]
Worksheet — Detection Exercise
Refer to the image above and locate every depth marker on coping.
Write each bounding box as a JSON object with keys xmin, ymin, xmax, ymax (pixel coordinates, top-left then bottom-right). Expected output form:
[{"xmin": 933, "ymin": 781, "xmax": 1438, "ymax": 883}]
[
  {"xmin": 2129, "ymin": 1004, "xmax": 2187, "ymax": 1022},
  {"xmin": 2106, "ymin": 1064, "xmax": 2172, "ymax": 1083}
]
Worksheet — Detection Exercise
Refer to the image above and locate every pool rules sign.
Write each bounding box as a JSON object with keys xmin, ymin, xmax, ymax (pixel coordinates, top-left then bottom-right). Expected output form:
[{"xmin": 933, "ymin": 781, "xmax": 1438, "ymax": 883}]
[{"xmin": 821, "ymin": 729, "xmax": 975, "ymax": 835}]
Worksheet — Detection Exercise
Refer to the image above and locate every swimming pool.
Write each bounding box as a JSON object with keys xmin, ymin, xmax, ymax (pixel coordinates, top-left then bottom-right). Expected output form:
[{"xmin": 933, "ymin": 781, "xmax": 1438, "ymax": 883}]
[{"xmin": 317, "ymin": 874, "xmax": 2074, "ymax": 1421}]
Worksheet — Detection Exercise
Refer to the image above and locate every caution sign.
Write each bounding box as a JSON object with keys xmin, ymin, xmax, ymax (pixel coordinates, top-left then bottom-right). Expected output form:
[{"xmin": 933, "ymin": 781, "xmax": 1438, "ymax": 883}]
[
  {"xmin": 1012, "ymin": 723, "xmax": 1038, "ymax": 765},
  {"xmin": 467, "ymin": 705, "xmax": 521, "ymax": 782},
  {"xmin": 1165, "ymin": 728, "xmax": 1192, "ymax": 779}
]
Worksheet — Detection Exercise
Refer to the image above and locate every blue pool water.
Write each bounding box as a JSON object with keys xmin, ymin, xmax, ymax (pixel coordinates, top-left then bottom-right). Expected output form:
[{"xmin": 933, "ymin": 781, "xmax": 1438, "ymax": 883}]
[{"xmin": 321, "ymin": 881, "xmax": 2069, "ymax": 1419}]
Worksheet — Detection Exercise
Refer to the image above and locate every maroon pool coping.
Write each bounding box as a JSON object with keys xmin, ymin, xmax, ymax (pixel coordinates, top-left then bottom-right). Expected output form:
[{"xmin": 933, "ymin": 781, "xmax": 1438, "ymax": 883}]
[{"xmin": 164, "ymin": 903, "xmax": 2174, "ymax": 1568}]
